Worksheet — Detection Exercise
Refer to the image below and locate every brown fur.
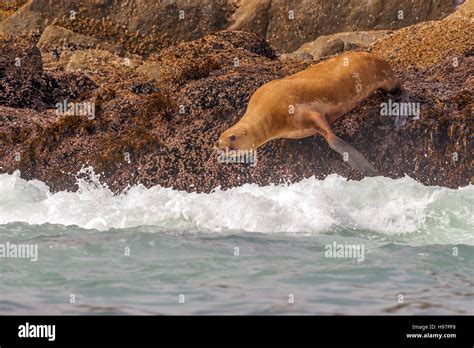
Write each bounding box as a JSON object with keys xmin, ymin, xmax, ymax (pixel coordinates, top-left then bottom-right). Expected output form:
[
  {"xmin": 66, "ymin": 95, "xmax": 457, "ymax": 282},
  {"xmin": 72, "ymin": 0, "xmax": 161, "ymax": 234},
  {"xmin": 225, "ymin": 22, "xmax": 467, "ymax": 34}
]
[{"xmin": 216, "ymin": 51, "xmax": 407, "ymax": 175}]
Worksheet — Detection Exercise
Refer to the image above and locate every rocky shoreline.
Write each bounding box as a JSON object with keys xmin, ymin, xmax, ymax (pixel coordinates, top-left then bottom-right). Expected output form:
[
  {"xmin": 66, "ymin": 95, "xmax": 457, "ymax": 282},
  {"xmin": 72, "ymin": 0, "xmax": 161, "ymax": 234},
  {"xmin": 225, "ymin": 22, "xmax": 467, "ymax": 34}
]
[{"xmin": 0, "ymin": 0, "xmax": 472, "ymax": 193}]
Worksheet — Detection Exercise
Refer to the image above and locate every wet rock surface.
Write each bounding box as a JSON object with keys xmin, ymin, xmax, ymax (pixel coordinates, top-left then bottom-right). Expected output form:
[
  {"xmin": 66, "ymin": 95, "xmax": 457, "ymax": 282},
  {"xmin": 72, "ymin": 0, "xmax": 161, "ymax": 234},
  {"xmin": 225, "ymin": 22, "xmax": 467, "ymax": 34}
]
[{"xmin": 0, "ymin": 2, "xmax": 472, "ymax": 193}]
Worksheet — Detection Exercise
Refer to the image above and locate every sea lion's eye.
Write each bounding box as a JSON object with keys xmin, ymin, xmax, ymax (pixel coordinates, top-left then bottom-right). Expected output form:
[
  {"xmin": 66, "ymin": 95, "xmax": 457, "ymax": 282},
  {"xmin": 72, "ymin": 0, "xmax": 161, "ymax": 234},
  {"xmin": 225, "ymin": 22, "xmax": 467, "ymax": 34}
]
[{"xmin": 228, "ymin": 135, "xmax": 236, "ymax": 141}]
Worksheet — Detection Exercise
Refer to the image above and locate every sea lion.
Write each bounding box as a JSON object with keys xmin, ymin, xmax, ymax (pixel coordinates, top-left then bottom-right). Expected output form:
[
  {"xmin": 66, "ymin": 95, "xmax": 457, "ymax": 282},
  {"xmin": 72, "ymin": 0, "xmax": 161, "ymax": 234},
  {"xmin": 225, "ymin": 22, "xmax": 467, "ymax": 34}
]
[{"xmin": 216, "ymin": 51, "xmax": 409, "ymax": 175}]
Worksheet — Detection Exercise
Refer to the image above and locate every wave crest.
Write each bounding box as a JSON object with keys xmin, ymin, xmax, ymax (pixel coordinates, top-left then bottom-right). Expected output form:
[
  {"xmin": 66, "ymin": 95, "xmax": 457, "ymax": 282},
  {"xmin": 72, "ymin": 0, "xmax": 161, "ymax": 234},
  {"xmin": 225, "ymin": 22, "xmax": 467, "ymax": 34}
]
[{"xmin": 0, "ymin": 168, "xmax": 472, "ymax": 245}]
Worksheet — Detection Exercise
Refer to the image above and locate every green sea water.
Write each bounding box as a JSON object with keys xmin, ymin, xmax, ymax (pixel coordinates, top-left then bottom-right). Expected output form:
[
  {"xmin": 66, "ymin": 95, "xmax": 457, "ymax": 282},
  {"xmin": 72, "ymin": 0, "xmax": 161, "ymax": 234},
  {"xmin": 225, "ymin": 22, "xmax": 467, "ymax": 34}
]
[{"xmin": 0, "ymin": 170, "xmax": 473, "ymax": 314}]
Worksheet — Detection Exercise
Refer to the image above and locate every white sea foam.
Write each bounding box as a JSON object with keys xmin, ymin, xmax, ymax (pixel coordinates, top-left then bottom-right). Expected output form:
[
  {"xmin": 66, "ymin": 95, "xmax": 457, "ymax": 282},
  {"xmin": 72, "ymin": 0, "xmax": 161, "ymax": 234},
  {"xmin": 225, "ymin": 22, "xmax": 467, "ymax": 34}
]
[{"xmin": 0, "ymin": 168, "xmax": 472, "ymax": 245}]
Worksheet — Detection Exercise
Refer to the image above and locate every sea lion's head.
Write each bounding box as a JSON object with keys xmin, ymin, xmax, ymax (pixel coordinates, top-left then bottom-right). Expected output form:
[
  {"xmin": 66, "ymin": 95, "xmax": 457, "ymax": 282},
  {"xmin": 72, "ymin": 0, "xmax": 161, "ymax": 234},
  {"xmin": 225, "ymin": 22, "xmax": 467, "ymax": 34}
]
[{"xmin": 216, "ymin": 123, "xmax": 256, "ymax": 151}]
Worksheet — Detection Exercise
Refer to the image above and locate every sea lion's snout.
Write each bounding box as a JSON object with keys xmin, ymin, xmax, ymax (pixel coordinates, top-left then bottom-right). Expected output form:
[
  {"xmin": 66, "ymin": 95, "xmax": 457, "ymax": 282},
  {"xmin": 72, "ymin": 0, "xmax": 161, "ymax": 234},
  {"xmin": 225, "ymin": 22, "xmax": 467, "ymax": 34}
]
[
  {"xmin": 215, "ymin": 139, "xmax": 234, "ymax": 150},
  {"xmin": 217, "ymin": 125, "xmax": 253, "ymax": 151}
]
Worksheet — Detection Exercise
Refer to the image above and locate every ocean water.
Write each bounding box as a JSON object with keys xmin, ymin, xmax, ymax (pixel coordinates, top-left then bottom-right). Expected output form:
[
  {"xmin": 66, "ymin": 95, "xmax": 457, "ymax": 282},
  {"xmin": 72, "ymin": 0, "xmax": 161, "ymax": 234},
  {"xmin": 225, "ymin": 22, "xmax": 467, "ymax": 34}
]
[{"xmin": 0, "ymin": 168, "xmax": 473, "ymax": 315}]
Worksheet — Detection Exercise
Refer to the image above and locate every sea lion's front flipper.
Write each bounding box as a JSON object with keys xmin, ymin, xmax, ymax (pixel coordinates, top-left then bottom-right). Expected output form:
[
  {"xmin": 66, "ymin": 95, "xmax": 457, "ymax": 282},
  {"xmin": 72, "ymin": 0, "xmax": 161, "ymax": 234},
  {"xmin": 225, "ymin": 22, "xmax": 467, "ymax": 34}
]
[
  {"xmin": 325, "ymin": 134, "xmax": 378, "ymax": 176},
  {"xmin": 306, "ymin": 111, "xmax": 378, "ymax": 176}
]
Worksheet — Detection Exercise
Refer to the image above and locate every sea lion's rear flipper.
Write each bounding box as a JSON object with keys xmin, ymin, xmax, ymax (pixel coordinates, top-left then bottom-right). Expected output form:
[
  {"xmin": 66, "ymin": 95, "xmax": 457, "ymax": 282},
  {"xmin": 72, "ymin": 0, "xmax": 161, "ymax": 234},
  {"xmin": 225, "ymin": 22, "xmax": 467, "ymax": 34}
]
[
  {"xmin": 306, "ymin": 111, "xmax": 378, "ymax": 176},
  {"xmin": 388, "ymin": 82, "xmax": 410, "ymax": 127},
  {"xmin": 325, "ymin": 134, "xmax": 378, "ymax": 176}
]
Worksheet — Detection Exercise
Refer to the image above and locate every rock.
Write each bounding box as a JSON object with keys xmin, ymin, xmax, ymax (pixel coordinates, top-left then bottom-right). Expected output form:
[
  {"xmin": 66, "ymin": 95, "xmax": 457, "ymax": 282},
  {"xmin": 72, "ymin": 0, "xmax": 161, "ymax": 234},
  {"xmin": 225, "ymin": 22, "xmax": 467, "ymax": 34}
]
[
  {"xmin": 451, "ymin": 0, "xmax": 474, "ymax": 17},
  {"xmin": 228, "ymin": 0, "xmax": 271, "ymax": 37},
  {"xmin": 0, "ymin": 0, "xmax": 26, "ymax": 22},
  {"xmin": 320, "ymin": 39, "xmax": 346, "ymax": 57},
  {"xmin": 230, "ymin": 0, "xmax": 458, "ymax": 52},
  {"xmin": 0, "ymin": 31, "xmax": 43, "ymax": 108},
  {"xmin": 0, "ymin": 0, "xmax": 459, "ymax": 55},
  {"xmin": 0, "ymin": 0, "xmax": 233, "ymax": 57},
  {"xmin": 64, "ymin": 49, "xmax": 143, "ymax": 81},
  {"xmin": 0, "ymin": 31, "xmax": 42, "ymax": 78},
  {"xmin": 0, "ymin": 27, "xmax": 471, "ymax": 192},
  {"xmin": 0, "ymin": 31, "xmax": 97, "ymax": 110},
  {"xmin": 0, "ymin": 105, "xmax": 89, "ymax": 187},
  {"xmin": 137, "ymin": 30, "xmax": 276, "ymax": 84},
  {"xmin": 279, "ymin": 52, "xmax": 314, "ymax": 61},
  {"xmin": 38, "ymin": 25, "xmax": 126, "ymax": 59},
  {"xmin": 295, "ymin": 30, "xmax": 392, "ymax": 59},
  {"xmin": 370, "ymin": 2, "xmax": 474, "ymax": 69}
]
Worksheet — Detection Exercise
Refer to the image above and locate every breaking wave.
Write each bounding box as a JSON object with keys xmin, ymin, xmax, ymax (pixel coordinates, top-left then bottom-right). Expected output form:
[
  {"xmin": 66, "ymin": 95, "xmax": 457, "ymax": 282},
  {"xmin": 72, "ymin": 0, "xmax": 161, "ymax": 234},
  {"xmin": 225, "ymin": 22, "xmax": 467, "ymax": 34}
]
[{"xmin": 0, "ymin": 168, "xmax": 472, "ymax": 245}]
